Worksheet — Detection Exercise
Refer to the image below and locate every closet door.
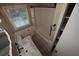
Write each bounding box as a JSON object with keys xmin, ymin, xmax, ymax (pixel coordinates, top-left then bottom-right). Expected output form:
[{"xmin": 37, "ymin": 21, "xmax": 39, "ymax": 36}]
[
  {"xmin": 34, "ymin": 8, "xmax": 55, "ymax": 40},
  {"xmin": 34, "ymin": 4, "xmax": 67, "ymax": 41}
]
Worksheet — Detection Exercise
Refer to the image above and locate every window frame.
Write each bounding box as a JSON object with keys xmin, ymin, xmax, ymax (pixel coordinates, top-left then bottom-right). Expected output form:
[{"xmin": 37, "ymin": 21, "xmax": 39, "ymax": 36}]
[{"xmin": 2, "ymin": 5, "xmax": 32, "ymax": 31}]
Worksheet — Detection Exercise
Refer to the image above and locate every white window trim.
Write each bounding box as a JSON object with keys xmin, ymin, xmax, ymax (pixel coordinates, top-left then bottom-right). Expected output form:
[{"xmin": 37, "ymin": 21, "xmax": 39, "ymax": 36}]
[{"xmin": 2, "ymin": 5, "xmax": 32, "ymax": 31}]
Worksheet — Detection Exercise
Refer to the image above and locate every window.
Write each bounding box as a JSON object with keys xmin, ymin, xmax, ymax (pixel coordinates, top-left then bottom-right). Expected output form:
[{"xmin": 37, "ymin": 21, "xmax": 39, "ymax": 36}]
[{"xmin": 3, "ymin": 6, "xmax": 31, "ymax": 30}]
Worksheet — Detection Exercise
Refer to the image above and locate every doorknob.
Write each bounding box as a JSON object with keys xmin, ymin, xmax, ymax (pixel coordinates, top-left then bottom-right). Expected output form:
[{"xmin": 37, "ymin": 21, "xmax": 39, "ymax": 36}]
[
  {"xmin": 49, "ymin": 24, "xmax": 56, "ymax": 36},
  {"xmin": 52, "ymin": 24, "xmax": 56, "ymax": 31}
]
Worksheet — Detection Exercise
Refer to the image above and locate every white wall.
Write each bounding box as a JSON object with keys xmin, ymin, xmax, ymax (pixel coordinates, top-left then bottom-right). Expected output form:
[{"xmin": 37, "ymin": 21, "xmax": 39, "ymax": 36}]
[{"xmin": 53, "ymin": 4, "xmax": 79, "ymax": 56}]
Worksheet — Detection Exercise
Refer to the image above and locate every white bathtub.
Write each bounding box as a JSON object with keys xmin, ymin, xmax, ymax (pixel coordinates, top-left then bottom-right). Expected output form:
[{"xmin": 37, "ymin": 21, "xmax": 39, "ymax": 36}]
[{"xmin": 16, "ymin": 35, "xmax": 42, "ymax": 56}]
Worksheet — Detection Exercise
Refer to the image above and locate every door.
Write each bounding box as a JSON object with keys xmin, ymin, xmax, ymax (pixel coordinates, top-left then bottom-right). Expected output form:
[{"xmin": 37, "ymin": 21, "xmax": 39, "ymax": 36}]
[
  {"xmin": 34, "ymin": 4, "xmax": 67, "ymax": 41},
  {"xmin": 34, "ymin": 8, "xmax": 55, "ymax": 40}
]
